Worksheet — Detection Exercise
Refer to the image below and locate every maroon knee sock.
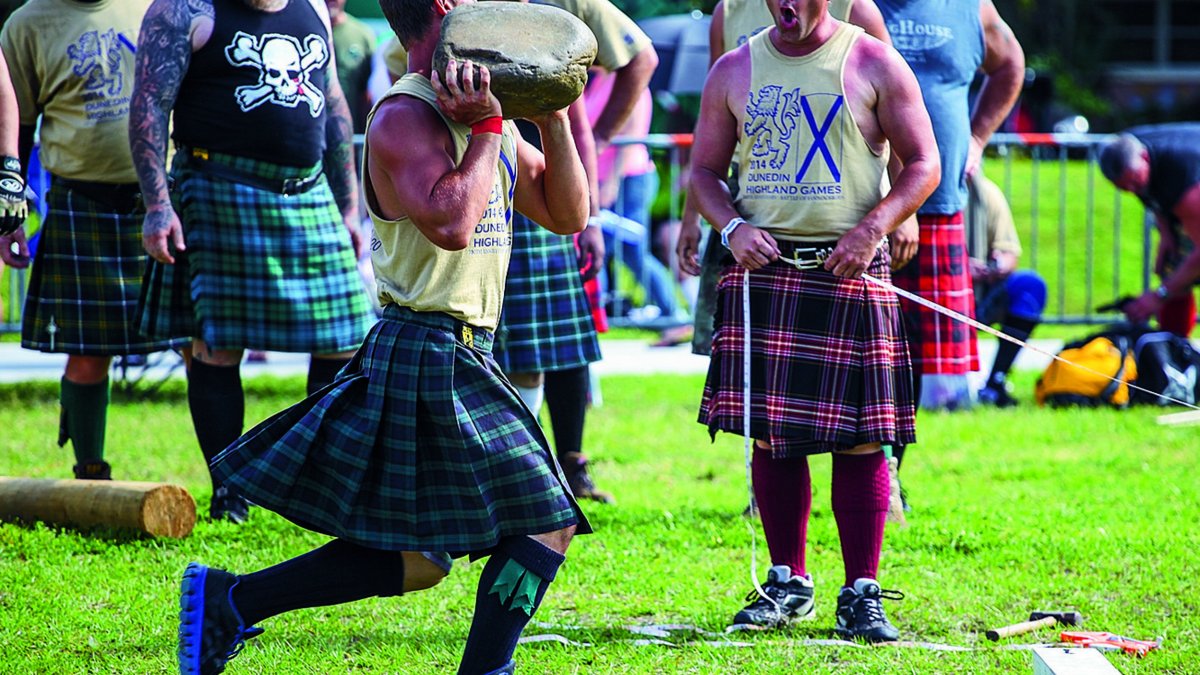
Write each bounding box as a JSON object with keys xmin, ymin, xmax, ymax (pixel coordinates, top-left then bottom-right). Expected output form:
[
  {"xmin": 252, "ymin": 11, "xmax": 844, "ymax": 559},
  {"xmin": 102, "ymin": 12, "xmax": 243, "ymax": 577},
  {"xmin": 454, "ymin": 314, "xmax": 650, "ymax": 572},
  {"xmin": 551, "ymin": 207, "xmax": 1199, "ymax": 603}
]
[
  {"xmin": 751, "ymin": 445, "xmax": 811, "ymax": 577},
  {"xmin": 831, "ymin": 452, "xmax": 889, "ymax": 587},
  {"xmin": 1158, "ymin": 292, "xmax": 1197, "ymax": 337}
]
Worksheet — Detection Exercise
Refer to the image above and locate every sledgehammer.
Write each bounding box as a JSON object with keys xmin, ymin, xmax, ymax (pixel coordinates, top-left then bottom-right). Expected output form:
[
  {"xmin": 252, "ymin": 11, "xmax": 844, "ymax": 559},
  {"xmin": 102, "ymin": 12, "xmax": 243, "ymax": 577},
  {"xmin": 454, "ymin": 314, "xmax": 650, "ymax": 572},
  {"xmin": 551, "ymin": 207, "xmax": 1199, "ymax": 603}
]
[{"xmin": 985, "ymin": 610, "xmax": 1083, "ymax": 641}]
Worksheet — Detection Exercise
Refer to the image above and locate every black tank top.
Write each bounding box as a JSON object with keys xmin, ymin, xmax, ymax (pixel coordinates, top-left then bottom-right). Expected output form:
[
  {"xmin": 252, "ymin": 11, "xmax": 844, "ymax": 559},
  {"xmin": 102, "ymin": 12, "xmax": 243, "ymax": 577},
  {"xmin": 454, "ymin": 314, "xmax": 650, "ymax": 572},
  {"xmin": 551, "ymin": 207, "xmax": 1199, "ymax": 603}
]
[
  {"xmin": 173, "ymin": 0, "xmax": 329, "ymax": 167},
  {"xmin": 1132, "ymin": 123, "xmax": 1200, "ymax": 235}
]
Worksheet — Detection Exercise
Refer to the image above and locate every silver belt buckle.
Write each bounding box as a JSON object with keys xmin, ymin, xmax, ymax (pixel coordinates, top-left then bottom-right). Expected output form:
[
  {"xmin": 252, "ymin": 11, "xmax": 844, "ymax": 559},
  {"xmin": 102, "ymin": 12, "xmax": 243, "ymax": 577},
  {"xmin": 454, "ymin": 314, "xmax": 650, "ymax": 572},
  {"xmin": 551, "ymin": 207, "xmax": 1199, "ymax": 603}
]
[{"xmin": 781, "ymin": 246, "xmax": 832, "ymax": 270}]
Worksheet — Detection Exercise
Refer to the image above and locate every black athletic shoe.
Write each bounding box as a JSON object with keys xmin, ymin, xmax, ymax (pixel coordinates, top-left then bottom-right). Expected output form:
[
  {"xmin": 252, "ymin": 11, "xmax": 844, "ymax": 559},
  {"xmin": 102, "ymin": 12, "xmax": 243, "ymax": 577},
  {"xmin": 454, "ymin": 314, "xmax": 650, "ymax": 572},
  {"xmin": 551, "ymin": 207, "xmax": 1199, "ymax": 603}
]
[
  {"xmin": 178, "ymin": 563, "xmax": 263, "ymax": 675},
  {"xmin": 834, "ymin": 578, "xmax": 903, "ymax": 643},
  {"xmin": 210, "ymin": 486, "xmax": 250, "ymax": 524},
  {"xmin": 73, "ymin": 460, "xmax": 112, "ymax": 480},
  {"xmin": 731, "ymin": 565, "xmax": 815, "ymax": 629}
]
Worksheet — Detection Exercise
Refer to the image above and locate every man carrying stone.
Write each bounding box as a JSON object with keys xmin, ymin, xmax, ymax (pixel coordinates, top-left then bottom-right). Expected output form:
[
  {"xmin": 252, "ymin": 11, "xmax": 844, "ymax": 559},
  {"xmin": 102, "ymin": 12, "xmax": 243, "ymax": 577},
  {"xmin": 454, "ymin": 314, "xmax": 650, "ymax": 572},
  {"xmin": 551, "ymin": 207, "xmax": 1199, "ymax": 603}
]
[
  {"xmin": 691, "ymin": 0, "xmax": 939, "ymax": 638},
  {"xmin": 0, "ymin": 0, "xmax": 183, "ymax": 481},
  {"xmin": 130, "ymin": 0, "xmax": 375, "ymax": 521},
  {"xmin": 1101, "ymin": 126, "xmax": 1200, "ymax": 336},
  {"xmin": 172, "ymin": 0, "xmax": 591, "ymax": 671}
]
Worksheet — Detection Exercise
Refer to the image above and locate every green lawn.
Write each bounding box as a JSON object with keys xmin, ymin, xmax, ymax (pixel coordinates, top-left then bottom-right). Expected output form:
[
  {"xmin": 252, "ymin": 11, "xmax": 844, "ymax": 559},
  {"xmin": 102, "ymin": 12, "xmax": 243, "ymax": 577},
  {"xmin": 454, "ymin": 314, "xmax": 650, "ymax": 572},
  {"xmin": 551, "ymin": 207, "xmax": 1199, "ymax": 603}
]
[{"xmin": 1, "ymin": 372, "xmax": 1196, "ymax": 674}]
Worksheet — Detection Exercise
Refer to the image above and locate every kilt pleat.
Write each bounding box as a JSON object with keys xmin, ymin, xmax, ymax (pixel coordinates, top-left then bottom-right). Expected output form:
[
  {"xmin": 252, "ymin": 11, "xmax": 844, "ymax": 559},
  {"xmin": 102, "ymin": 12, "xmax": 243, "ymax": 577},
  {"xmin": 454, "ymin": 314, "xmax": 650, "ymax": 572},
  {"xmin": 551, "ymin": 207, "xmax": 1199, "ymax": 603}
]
[
  {"xmin": 699, "ymin": 252, "xmax": 916, "ymax": 457},
  {"xmin": 211, "ymin": 305, "xmax": 589, "ymax": 553},
  {"xmin": 137, "ymin": 152, "xmax": 373, "ymax": 353},
  {"xmin": 494, "ymin": 212, "xmax": 600, "ymax": 373},
  {"xmin": 892, "ymin": 212, "xmax": 980, "ymax": 375},
  {"xmin": 22, "ymin": 185, "xmax": 186, "ymax": 355}
]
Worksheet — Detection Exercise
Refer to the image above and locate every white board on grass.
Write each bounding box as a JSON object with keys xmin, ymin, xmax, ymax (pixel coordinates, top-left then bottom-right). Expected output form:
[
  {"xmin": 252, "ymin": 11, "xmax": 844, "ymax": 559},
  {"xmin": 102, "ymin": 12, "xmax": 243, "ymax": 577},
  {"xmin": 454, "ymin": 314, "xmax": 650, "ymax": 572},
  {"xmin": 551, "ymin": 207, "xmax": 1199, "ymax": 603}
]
[{"xmin": 1032, "ymin": 647, "xmax": 1121, "ymax": 675}]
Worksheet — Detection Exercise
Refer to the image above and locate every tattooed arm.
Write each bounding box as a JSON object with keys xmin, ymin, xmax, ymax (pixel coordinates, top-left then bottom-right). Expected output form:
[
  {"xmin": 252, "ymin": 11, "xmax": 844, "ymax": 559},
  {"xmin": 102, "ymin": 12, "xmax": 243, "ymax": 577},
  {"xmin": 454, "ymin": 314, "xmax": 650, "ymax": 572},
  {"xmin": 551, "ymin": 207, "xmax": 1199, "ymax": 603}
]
[
  {"xmin": 310, "ymin": 0, "xmax": 364, "ymax": 258},
  {"xmin": 130, "ymin": 0, "xmax": 213, "ymax": 264}
]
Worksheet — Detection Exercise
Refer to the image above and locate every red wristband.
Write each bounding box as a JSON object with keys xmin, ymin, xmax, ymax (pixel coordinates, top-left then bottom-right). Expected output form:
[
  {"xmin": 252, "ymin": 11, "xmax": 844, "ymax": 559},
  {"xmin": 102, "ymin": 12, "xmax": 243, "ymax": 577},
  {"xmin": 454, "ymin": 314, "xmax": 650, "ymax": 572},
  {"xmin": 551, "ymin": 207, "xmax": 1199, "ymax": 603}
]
[{"xmin": 470, "ymin": 116, "xmax": 503, "ymax": 137}]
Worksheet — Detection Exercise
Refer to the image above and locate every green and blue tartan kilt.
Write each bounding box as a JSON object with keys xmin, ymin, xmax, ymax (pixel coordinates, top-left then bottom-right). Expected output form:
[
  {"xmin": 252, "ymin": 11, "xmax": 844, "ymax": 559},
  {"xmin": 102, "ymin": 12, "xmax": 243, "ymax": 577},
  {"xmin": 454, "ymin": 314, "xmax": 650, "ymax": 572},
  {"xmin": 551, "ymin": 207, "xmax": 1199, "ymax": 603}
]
[
  {"xmin": 494, "ymin": 212, "xmax": 600, "ymax": 373},
  {"xmin": 22, "ymin": 185, "xmax": 186, "ymax": 355},
  {"xmin": 210, "ymin": 304, "xmax": 590, "ymax": 554},
  {"xmin": 138, "ymin": 152, "xmax": 373, "ymax": 353}
]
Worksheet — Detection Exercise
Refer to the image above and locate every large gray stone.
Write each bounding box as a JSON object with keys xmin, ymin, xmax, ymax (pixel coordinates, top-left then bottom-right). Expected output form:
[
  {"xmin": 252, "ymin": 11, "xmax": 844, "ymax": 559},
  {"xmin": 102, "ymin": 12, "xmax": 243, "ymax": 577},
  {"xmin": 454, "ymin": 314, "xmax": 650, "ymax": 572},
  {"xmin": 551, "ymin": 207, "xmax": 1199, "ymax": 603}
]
[{"xmin": 433, "ymin": 2, "xmax": 597, "ymax": 119}]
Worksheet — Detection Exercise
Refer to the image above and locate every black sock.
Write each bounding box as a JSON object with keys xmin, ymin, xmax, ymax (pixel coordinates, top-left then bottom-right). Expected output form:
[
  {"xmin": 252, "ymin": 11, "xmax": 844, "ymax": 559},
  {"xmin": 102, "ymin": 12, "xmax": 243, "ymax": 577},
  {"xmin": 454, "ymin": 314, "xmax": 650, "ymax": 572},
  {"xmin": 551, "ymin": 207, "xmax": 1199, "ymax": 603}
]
[
  {"xmin": 232, "ymin": 539, "xmax": 407, "ymax": 626},
  {"xmin": 458, "ymin": 537, "xmax": 565, "ymax": 675},
  {"xmin": 307, "ymin": 356, "xmax": 352, "ymax": 396},
  {"xmin": 988, "ymin": 317, "xmax": 1038, "ymax": 386},
  {"xmin": 543, "ymin": 366, "xmax": 588, "ymax": 458},
  {"xmin": 187, "ymin": 360, "xmax": 245, "ymax": 489},
  {"xmin": 59, "ymin": 377, "xmax": 109, "ymax": 464}
]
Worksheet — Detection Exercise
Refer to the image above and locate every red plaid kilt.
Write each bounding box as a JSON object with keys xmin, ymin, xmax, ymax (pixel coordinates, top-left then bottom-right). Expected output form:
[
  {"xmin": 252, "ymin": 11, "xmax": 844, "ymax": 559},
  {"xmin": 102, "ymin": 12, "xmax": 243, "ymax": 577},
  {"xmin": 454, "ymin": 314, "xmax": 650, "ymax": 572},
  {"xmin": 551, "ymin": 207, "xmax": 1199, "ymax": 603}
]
[
  {"xmin": 698, "ymin": 250, "xmax": 917, "ymax": 457},
  {"xmin": 892, "ymin": 212, "xmax": 980, "ymax": 375}
]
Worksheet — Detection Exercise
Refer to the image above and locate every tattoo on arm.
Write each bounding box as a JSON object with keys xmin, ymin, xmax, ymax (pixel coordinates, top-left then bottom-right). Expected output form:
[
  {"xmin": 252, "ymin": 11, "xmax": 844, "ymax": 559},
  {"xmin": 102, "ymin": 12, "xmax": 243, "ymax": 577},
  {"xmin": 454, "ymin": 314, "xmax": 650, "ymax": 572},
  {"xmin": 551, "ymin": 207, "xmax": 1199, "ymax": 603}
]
[
  {"xmin": 322, "ymin": 66, "xmax": 359, "ymax": 216},
  {"xmin": 130, "ymin": 0, "xmax": 208, "ymax": 212}
]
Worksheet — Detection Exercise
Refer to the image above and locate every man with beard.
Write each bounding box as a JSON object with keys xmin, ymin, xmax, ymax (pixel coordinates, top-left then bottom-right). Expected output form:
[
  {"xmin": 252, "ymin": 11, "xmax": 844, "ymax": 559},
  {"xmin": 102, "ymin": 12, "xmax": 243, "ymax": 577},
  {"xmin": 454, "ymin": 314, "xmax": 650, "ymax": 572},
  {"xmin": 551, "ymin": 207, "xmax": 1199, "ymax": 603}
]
[{"xmin": 691, "ymin": 0, "xmax": 939, "ymax": 639}]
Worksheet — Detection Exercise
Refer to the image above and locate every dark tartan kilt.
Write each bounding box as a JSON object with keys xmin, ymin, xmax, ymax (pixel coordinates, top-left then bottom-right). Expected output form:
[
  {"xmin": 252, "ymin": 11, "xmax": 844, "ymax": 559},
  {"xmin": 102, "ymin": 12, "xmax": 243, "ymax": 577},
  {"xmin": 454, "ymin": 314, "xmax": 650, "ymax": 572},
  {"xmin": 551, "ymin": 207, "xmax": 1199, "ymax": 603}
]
[
  {"xmin": 22, "ymin": 185, "xmax": 186, "ymax": 355},
  {"xmin": 699, "ymin": 251, "xmax": 917, "ymax": 458},
  {"xmin": 892, "ymin": 212, "xmax": 980, "ymax": 375},
  {"xmin": 138, "ymin": 152, "xmax": 373, "ymax": 353},
  {"xmin": 210, "ymin": 304, "xmax": 590, "ymax": 554},
  {"xmin": 494, "ymin": 212, "xmax": 600, "ymax": 374}
]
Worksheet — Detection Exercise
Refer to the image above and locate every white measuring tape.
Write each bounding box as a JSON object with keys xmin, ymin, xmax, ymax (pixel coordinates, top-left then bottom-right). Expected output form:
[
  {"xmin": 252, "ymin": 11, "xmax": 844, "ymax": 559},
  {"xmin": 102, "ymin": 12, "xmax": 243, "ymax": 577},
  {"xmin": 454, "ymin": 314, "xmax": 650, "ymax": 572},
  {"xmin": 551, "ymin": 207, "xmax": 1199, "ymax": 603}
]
[{"xmin": 737, "ymin": 253, "xmax": 1200, "ymax": 614}]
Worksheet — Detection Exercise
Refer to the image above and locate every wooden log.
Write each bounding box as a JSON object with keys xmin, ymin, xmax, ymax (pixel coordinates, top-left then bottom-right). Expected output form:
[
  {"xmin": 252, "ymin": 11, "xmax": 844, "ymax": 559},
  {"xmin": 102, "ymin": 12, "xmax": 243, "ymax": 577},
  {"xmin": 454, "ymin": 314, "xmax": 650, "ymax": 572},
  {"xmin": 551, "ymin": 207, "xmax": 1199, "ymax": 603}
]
[{"xmin": 0, "ymin": 477, "xmax": 196, "ymax": 538}]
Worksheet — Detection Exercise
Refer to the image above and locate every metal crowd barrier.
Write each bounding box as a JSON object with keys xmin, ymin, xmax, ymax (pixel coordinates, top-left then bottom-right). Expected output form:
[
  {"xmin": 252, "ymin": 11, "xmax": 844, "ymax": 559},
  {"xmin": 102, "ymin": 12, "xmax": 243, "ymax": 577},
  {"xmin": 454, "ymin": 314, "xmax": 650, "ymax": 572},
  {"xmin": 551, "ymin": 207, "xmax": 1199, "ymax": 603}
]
[{"xmin": 0, "ymin": 132, "xmax": 1157, "ymax": 334}]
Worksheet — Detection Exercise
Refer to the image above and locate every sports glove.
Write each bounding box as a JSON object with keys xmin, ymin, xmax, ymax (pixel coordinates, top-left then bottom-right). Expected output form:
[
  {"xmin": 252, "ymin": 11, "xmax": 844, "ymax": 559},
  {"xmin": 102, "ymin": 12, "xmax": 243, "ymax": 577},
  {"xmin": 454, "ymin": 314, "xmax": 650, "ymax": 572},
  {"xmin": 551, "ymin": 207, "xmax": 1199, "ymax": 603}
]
[{"xmin": 0, "ymin": 156, "xmax": 28, "ymax": 236}]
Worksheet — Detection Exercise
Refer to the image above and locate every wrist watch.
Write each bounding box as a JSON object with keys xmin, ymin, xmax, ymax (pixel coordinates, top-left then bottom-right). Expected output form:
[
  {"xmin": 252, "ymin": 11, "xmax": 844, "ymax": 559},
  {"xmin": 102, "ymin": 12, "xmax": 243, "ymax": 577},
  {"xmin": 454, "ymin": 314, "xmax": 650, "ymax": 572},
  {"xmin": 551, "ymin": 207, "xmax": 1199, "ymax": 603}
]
[
  {"xmin": 721, "ymin": 217, "xmax": 747, "ymax": 249},
  {"xmin": 1154, "ymin": 285, "xmax": 1170, "ymax": 300}
]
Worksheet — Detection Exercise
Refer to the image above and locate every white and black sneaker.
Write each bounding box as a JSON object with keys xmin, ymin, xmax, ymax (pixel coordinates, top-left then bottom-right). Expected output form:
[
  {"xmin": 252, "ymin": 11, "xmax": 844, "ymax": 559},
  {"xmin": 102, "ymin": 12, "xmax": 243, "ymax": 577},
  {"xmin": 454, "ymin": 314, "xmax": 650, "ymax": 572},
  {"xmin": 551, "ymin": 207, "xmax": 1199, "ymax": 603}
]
[
  {"xmin": 834, "ymin": 578, "xmax": 903, "ymax": 642},
  {"xmin": 731, "ymin": 565, "xmax": 815, "ymax": 629}
]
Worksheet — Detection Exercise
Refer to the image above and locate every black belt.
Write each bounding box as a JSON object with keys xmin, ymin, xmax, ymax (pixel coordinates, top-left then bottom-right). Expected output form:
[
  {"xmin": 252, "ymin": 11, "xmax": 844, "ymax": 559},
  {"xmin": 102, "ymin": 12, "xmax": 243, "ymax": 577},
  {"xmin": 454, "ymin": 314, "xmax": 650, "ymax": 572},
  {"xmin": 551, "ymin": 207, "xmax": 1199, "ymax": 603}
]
[
  {"xmin": 720, "ymin": 239, "xmax": 841, "ymax": 268},
  {"xmin": 180, "ymin": 147, "xmax": 322, "ymax": 196},
  {"xmin": 53, "ymin": 177, "xmax": 142, "ymax": 214}
]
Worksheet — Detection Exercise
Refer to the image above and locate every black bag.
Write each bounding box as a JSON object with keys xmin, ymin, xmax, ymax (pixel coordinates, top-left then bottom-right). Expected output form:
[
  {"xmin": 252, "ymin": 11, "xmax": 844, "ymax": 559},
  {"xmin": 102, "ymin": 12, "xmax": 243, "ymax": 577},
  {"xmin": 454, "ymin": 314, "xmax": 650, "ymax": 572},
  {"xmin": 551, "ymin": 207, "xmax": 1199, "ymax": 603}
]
[{"xmin": 1130, "ymin": 332, "xmax": 1200, "ymax": 406}]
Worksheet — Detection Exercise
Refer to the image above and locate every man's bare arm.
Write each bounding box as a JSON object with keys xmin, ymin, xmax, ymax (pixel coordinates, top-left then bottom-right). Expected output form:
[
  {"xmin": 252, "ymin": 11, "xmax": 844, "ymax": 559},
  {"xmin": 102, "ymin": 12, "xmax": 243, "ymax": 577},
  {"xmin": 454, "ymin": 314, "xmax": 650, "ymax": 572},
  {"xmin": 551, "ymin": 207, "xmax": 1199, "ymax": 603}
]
[
  {"xmin": 131, "ymin": 0, "xmax": 212, "ymax": 263},
  {"xmin": 848, "ymin": 0, "xmax": 892, "ymax": 45},
  {"xmin": 591, "ymin": 46, "xmax": 658, "ymax": 148},
  {"xmin": 367, "ymin": 65, "xmax": 503, "ymax": 251},
  {"xmin": 130, "ymin": 0, "xmax": 208, "ymax": 213},
  {"xmin": 966, "ymin": 0, "xmax": 1024, "ymax": 175},
  {"xmin": 676, "ymin": 3, "xmax": 729, "ymax": 276},
  {"xmin": 514, "ymin": 111, "xmax": 589, "ymax": 236},
  {"xmin": 309, "ymin": 0, "xmax": 358, "ymax": 223},
  {"xmin": 826, "ymin": 43, "xmax": 939, "ymax": 278},
  {"xmin": 708, "ymin": 1, "xmax": 726, "ymax": 65}
]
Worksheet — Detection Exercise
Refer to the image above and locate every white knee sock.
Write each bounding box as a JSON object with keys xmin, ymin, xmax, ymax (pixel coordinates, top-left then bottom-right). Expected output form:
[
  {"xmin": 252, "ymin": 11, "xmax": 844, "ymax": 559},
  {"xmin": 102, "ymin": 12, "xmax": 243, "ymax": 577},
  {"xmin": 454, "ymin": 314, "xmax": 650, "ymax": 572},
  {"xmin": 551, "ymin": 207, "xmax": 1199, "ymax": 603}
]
[{"xmin": 514, "ymin": 383, "xmax": 544, "ymax": 414}]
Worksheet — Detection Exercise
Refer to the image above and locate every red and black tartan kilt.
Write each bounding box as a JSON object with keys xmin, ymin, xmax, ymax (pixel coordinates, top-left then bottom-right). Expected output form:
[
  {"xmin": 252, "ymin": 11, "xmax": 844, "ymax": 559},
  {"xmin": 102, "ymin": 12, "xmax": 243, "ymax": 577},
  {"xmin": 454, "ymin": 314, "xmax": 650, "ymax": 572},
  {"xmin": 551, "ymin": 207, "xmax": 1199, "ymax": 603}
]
[
  {"xmin": 892, "ymin": 212, "xmax": 980, "ymax": 375},
  {"xmin": 698, "ymin": 250, "xmax": 917, "ymax": 458}
]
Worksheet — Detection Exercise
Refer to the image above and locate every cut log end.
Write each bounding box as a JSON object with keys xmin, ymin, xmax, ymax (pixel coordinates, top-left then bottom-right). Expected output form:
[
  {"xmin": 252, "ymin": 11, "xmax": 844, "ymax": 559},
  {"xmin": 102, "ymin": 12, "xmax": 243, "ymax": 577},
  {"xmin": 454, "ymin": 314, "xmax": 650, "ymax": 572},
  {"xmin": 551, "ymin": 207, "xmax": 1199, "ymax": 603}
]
[{"xmin": 0, "ymin": 477, "xmax": 197, "ymax": 538}]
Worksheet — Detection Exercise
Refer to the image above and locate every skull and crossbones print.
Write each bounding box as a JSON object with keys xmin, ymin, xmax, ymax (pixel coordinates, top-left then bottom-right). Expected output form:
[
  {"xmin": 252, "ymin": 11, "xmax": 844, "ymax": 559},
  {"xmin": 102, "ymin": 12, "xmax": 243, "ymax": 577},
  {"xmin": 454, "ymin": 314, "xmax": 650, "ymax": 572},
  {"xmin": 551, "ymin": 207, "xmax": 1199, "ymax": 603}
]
[{"xmin": 224, "ymin": 31, "xmax": 328, "ymax": 117}]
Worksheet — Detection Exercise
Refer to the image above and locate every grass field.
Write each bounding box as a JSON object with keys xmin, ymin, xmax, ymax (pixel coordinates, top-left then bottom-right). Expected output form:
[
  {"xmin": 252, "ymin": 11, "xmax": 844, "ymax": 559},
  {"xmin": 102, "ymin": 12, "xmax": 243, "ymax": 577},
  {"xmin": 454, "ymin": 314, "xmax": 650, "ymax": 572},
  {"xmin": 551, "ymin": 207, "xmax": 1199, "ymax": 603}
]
[{"xmin": 1, "ymin": 370, "xmax": 1197, "ymax": 674}]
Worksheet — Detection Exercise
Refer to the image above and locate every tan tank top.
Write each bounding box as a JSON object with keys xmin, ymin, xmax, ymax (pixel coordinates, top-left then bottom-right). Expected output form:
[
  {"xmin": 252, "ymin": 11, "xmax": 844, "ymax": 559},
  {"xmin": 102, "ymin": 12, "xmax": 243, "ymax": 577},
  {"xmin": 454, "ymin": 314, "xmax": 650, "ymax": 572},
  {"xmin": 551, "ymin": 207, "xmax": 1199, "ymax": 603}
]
[
  {"xmin": 363, "ymin": 75, "xmax": 519, "ymax": 330},
  {"xmin": 734, "ymin": 23, "xmax": 885, "ymax": 242},
  {"xmin": 724, "ymin": 0, "xmax": 854, "ymax": 52}
]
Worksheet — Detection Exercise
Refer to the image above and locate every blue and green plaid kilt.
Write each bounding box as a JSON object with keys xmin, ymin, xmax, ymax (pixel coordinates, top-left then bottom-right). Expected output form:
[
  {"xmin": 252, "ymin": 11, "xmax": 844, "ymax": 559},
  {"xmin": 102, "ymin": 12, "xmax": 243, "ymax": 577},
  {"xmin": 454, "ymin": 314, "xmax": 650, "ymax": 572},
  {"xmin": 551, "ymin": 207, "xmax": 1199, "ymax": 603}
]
[
  {"xmin": 699, "ymin": 249, "xmax": 917, "ymax": 457},
  {"xmin": 494, "ymin": 213, "xmax": 600, "ymax": 373},
  {"xmin": 138, "ymin": 152, "xmax": 373, "ymax": 353},
  {"xmin": 210, "ymin": 304, "xmax": 590, "ymax": 554},
  {"xmin": 22, "ymin": 184, "xmax": 186, "ymax": 355}
]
